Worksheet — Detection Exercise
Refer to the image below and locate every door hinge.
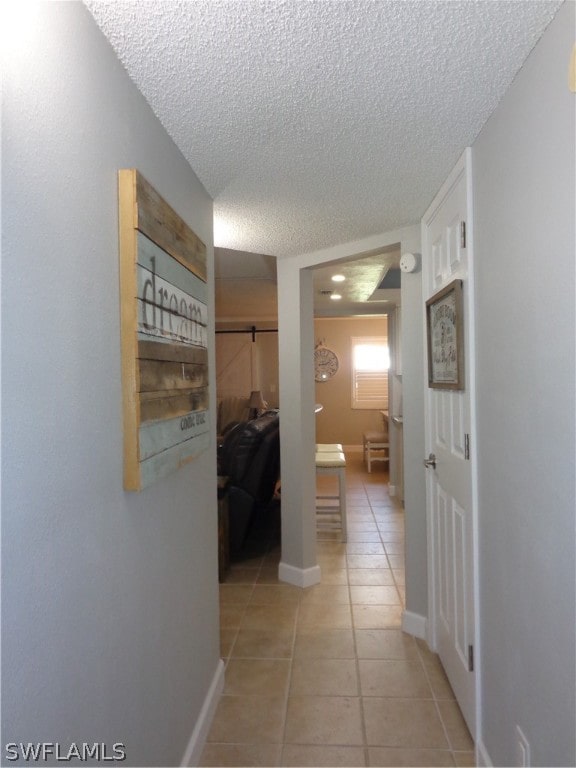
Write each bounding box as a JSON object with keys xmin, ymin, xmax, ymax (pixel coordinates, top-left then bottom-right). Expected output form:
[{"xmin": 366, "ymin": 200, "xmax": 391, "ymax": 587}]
[
  {"xmin": 464, "ymin": 433, "xmax": 470, "ymax": 461},
  {"xmin": 468, "ymin": 644, "xmax": 474, "ymax": 672},
  {"xmin": 460, "ymin": 221, "xmax": 467, "ymax": 249}
]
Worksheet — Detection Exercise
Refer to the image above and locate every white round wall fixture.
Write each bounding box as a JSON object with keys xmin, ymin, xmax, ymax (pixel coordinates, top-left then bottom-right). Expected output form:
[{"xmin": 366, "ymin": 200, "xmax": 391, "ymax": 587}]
[{"xmin": 400, "ymin": 252, "xmax": 420, "ymax": 273}]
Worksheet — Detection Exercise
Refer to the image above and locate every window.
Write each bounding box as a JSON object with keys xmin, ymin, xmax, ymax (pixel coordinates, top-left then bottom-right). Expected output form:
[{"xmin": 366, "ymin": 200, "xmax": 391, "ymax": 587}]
[{"xmin": 351, "ymin": 336, "xmax": 389, "ymax": 409}]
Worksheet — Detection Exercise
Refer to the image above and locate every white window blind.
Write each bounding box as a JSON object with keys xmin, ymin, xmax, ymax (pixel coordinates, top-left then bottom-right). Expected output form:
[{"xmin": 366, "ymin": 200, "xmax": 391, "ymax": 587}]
[{"xmin": 351, "ymin": 337, "xmax": 389, "ymax": 409}]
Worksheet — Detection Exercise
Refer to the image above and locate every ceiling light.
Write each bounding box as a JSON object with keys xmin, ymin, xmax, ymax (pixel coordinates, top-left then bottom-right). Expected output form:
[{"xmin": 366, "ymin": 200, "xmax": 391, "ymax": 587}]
[
  {"xmin": 330, "ymin": 293, "xmax": 342, "ymax": 301},
  {"xmin": 331, "ymin": 274, "xmax": 345, "ymax": 282}
]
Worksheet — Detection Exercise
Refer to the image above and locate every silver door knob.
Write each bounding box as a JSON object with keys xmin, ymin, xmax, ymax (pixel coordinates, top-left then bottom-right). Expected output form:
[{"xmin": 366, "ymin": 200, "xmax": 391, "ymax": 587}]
[{"xmin": 423, "ymin": 453, "xmax": 436, "ymax": 469}]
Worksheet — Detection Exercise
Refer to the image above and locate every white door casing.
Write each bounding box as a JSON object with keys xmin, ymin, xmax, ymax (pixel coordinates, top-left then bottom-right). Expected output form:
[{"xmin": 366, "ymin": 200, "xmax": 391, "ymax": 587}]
[{"xmin": 422, "ymin": 149, "xmax": 479, "ymax": 739}]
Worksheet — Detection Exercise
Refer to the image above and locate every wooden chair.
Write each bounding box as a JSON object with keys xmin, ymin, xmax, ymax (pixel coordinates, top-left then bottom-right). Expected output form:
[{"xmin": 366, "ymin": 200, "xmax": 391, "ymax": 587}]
[{"xmin": 362, "ymin": 431, "xmax": 389, "ymax": 473}]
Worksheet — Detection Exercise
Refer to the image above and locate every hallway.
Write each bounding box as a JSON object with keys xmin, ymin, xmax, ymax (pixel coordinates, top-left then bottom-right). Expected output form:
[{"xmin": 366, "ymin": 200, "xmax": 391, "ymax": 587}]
[{"xmin": 201, "ymin": 454, "xmax": 474, "ymax": 767}]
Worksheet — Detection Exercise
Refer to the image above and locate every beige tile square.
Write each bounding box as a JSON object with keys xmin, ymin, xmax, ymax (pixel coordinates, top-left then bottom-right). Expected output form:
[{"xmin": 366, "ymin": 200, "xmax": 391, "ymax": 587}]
[
  {"xmin": 453, "ymin": 751, "xmax": 476, "ymax": 766},
  {"xmin": 298, "ymin": 602, "xmax": 352, "ymax": 629},
  {"xmin": 392, "ymin": 569, "xmax": 406, "ymax": 585},
  {"xmin": 224, "ymin": 658, "xmax": 291, "ymax": 696},
  {"xmin": 346, "ymin": 542, "xmax": 385, "ymax": 554},
  {"xmin": 367, "ymin": 747, "xmax": 455, "ymax": 766},
  {"xmin": 242, "ymin": 603, "xmax": 298, "ymax": 630},
  {"xmin": 347, "ymin": 554, "xmax": 390, "ymax": 569},
  {"xmin": 387, "ymin": 554, "xmax": 405, "ymax": 568},
  {"xmin": 282, "ymin": 745, "xmax": 366, "ymax": 766},
  {"xmin": 427, "ymin": 661, "xmax": 456, "ymax": 699},
  {"xmin": 250, "ymin": 584, "xmax": 301, "ymax": 605},
  {"xmin": 352, "ymin": 604, "xmax": 402, "ymax": 629},
  {"xmin": 294, "ymin": 628, "xmax": 355, "ymax": 659},
  {"xmin": 376, "ymin": 521, "xmax": 405, "ymax": 533},
  {"xmin": 200, "ymin": 742, "xmax": 281, "ymax": 766},
  {"xmin": 359, "ymin": 659, "xmax": 432, "ymax": 698},
  {"xmin": 348, "ymin": 569, "xmax": 395, "ymax": 586},
  {"xmin": 347, "ymin": 522, "xmax": 378, "ymax": 532},
  {"xmin": 317, "ymin": 553, "xmax": 348, "ymax": 568},
  {"xmin": 220, "ymin": 603, "xmax": 245, "ymax": 629},
  {"xmin": 346, "ymin": 531, "xmax": 382, "ymax": 542},
  {"xmin": 383, "ymin": 542, "xmax": 405, "ymax": 555},
  {"xmin": 379, "ymin": 531, "xmax": 405, "ymax": 543},
  {"xmin": 373, "ymin": 510, "xmax": 404, "ymax": 521},
  {"xmin": 219, "ymin": 584, "xmax": 253, "ymax": 605},
  {"xmin": 220, "ymin": 628, "xmax": 238, "ymax": 658},
  {"xmin": 290, "ymin": 658, "xmax": 358, "ymax": 696},
  {"xmin": 318, "ymin": 567, "xmax": 348, "ymax": 585},
  {"xmin": 285, "ymin": 696, "xmax": 363, "ymax": 745},
  {"xmin": 350, "ymin": 586, "xmax": 401, "ymax": 605},
  {"xmin": 301, "ymin": 584, "xmax": 350, "ymax": 605},
  {"xmin": 363, "ymin": 698, "xmax": 449, "ymax": 748},
  {"xmin": 316, "ymin": 541, "xmax": 347, "ymax": 555},
  {"xmin": 437, "ymin": 700, "xmax": 475, "ymax": 751},
  {"xmin": 232, "ymin": 628, "xmax": 295, "ymax": 659},
  {"xmin": 355, "ymin": 629, "xmax": 419, "ymax": 660},
  {"xmin": 199, "ymin": 743, "xmax": 282, "ymax": 768},
  {"xmin": 347, "ymin": 511, "xmax": 375, "ymax": 519},
  {"xmin": 207, "ymin": 695, "xmax": 286, "ymax": 744}
]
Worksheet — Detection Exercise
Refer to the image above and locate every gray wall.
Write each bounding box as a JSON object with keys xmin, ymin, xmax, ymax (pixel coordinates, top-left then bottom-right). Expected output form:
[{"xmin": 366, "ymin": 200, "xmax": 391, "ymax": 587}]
[
  {"xmin": 2, "ymin": 4, "xmax": 219, "ymax": 765},
  {"xmin": 473, "ymin": 2, "xmax": 575, "ymax": 765},
  {"xmin": 400, "ymin": 247, "xmax": 427, "ymax": 622}
]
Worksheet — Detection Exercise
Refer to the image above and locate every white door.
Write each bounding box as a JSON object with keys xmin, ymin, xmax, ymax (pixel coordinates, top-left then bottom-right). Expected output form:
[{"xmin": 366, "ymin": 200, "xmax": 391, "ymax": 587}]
[{"xmin": 422, "ymin": 149, "xmax": 478, "ymax": 738}]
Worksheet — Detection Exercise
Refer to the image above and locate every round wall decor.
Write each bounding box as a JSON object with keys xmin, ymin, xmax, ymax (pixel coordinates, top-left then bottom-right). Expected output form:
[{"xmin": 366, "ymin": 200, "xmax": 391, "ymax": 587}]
[{"xmin": 314, "ymin": 346, "xmax": 339, "ymax": 381}]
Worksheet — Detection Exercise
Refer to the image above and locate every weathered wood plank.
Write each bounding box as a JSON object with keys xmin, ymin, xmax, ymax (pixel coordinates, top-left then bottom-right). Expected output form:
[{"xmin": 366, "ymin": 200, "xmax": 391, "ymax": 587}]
[
  {"xmin": 139, "ymin": 409, "xmax": 210, "ymax": 461},
  {"xmin": 140, "ymin": 388, "xmax": 209, "ymax": 423},
  {"xmin": 136, "ymin": 257, "xmax": 207, "ymax": 347},
  {"xmin": 118, "ymin": 169, "xmax": 142, "ymax": 491},
  {"xmin": 138, "ymin": 339, "xmax": 208, "ymax": 365},
  {"xmin": 139, "ymin": 359, "xmax": 208, "ymax": 393},
  {"xmin": 135, "ymin": 171, "xmax": 207, "ymax": 282},
  {"xmin": 139, "ymin": 431, "xmax": 211, "ymax": 490},
  {"xmin": 137, "ymin": 298, "xmax": 207, "ymax": 348},
  {"xmin": 137, "ymin": 232, "xmax": 207, "ymax": 304}
]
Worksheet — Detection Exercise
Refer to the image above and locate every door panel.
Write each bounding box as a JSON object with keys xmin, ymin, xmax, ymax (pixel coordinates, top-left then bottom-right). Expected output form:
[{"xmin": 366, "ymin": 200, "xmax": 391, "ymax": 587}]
[{"xmin": 423, "ymin": 150, "xmax": 477, "ymax": 738}]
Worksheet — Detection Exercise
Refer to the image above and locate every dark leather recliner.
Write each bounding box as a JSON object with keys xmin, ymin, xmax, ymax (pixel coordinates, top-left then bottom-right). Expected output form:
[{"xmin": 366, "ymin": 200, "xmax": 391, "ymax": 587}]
[{"xmin": 218, "ymin": 412, "xmax": 280, "ymax": 554}]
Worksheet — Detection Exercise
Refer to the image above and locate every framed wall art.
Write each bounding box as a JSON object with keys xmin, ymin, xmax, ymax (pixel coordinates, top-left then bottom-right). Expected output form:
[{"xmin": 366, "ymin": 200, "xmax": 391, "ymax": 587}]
[
  {"xmin": 118, "ymin": 169, "xmax": 210, "ymax": 491},
  {"xmin": 425, "ymin": 279, "xmax": 464, "ymax": 390}
]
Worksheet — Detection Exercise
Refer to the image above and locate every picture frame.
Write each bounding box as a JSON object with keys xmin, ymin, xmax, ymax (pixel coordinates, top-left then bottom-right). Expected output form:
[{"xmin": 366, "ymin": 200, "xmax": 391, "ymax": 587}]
[{"xmin": 425, "ymin": 279, "xmax": 464, "ymax": 390}]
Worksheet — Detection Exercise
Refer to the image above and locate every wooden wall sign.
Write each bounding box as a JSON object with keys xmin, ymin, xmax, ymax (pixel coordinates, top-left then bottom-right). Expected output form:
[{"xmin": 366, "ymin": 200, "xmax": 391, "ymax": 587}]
[{"xmin": 118, "ymin": 169, "xmax": 210, "ymax": 491}]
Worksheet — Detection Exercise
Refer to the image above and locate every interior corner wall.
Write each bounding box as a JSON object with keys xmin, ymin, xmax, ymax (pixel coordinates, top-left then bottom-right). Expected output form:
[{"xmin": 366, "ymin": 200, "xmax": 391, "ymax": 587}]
[
  {"xmin": 472, "ymin": 3, "xmax": 575, "ymax": 765},
  {"xmin": 2, "ymin": 4, "xmax": 219, "ymax": 766}
]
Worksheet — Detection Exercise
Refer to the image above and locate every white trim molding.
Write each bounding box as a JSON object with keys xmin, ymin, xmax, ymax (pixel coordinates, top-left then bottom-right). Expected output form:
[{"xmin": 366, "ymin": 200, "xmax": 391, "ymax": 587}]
[
  {"xmin": 278, "ymin": 562, "xmax": 321, "ymax": 588},
  {"xmin": 401, "ymin": 610, "xmax": 427, "ymax": 640},
  {"xmin": 180, "ymin": 659, "xmax": 225, "ymax": 767},
  {"xmin": 476, "ymin": 740, "xmax": 493, "ymax": 767}
]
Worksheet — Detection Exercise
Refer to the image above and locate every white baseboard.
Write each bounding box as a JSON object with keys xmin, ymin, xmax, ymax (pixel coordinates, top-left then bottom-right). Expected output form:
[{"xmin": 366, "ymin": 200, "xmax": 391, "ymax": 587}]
[
  {"xmin": 180, "ymin": 658, "xmax": 225, "ymax": 767},
  {"xmin": 401, "ymin": 610, "xmax": 427, "ymax": 640},
  {"xmin": 278, "ymin": 561, "xmax": 321, "ymax": 587},
  {"xmin": 476, "ymin": 740, "xmax": 493, "ymax": 767}
]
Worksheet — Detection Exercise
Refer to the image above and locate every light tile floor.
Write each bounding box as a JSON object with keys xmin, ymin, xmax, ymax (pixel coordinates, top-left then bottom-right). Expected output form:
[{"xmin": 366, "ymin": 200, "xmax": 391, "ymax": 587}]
[{"xmin": 201, "ymin": 453, "xmax": 475, "ymax": 767}]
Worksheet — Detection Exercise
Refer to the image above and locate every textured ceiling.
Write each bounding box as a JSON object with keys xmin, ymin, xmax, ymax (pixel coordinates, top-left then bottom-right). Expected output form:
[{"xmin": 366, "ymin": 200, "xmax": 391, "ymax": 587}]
[{"xmin": 86, "ymin": 0, "xmax": 560, "ymax": 259}]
